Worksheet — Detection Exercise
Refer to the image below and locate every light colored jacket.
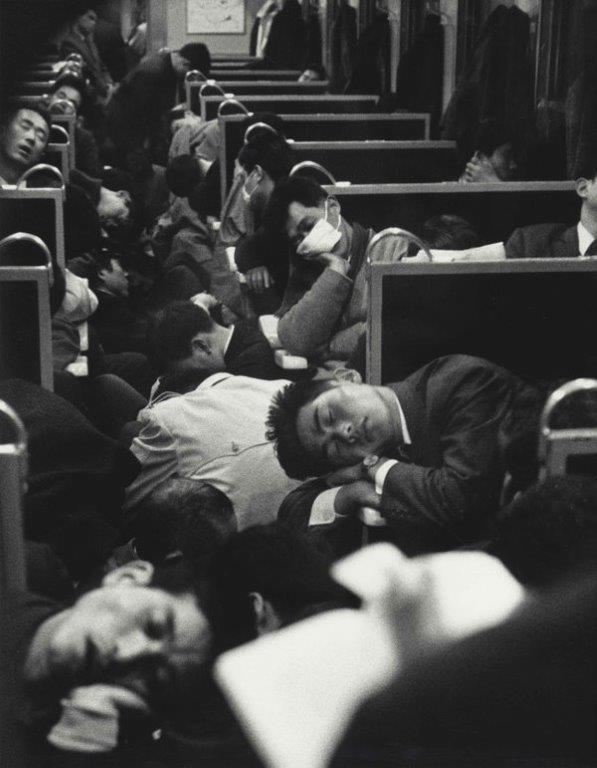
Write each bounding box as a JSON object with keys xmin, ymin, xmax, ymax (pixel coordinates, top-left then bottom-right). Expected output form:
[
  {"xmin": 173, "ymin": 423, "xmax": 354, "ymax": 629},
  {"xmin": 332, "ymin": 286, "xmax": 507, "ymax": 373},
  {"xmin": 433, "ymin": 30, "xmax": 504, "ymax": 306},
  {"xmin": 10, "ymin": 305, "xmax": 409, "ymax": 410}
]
[{"xmin": 124, "ymin": 373, "xmax": 300, "ymax": 528}]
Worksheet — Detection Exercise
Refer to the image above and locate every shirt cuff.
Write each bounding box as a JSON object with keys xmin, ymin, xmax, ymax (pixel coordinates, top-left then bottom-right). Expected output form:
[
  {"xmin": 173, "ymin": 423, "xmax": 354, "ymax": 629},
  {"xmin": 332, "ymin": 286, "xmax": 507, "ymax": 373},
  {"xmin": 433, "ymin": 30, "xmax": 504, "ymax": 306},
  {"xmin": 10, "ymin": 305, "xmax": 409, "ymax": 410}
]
[
  {"xmin": 374, "ymin": 460, "xmax": 398, "ymax": 495},
  {"xmin": 309, "ymin": 487, "xmax": 341, "ymax": 526}
]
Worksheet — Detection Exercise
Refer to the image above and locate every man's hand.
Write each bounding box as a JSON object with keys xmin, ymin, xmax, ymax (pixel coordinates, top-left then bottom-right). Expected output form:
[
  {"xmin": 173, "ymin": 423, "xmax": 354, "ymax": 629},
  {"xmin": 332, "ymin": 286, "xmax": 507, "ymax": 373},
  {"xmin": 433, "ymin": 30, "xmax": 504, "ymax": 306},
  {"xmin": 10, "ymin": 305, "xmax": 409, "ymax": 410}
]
[
  {"xmin": 334, "ymin": 480, "xmax": 381, "ymax": 517},
  {"xmin": 326, "ymin": 462, "xmax": 364, "ymax": 486},
  {"xmin": 303, "ymin": 252, "xmax": 348, "ymax": 276},
  {"xmin": 245, "ymin": 266, "xmax": 274, "ymax": 293},
  {"xmin": 460, "ymin": 153, "xmax": 500, "ymax": 183}
]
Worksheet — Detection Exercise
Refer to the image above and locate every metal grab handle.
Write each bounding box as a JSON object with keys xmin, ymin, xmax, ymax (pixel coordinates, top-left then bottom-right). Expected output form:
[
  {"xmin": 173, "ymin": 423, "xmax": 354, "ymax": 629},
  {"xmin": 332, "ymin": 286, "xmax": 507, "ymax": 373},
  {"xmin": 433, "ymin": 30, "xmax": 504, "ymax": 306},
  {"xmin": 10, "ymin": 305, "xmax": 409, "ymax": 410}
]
[
  {"xmin": 16, "ymin": 163, "xmax": 64, "ymax": 188},
  {"xmin": 217, "ymin": 98, "xmax": 252, "ymax": 117},
  {"xmin": 200, "ymin": 82, "xmax": 226, "ymax": 97},
  {"xmin": 365, "ymin": 227, "xmax": 433, "ymax": 264},
  {"xmin": 289, "ymin": 161, "xmax": 337, "ymax": 185},
  {"xmin": 0, "ymin": 232, "xmax": 54, "ymax": 285},
  {"xmin": 538, "ymin": 378, "xmax": 597, "ymax": 460},
  {"xmin": 0, "ymin": 400, "xmax": 27, "ymax": 450},
  {"xmin": 49, "ymin": 124, "xmax": 70, "ymax": 143},
  {"xmin": 244, "ymin": 122, "xmax": 279, "ymax": 144},
  {"xmin": 185, "ymin": 69, "xmax": 208, "ymax": 83}
]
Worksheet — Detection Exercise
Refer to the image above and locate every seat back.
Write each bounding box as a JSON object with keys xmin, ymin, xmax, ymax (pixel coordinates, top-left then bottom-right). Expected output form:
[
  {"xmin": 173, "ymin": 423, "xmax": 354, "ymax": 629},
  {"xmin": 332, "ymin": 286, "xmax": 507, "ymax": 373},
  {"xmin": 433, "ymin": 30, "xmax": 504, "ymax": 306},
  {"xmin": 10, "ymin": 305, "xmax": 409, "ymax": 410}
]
[
  {"xmin": 0, "ymin": 400, "xmax": 28, "ymax": 767},
  {"xmin": 0, "ymin": 233, "xmax": 54, "ymax": 390},
  {"xmin": 538, "ymin": 380, "xmax": 597, "ymax": 478},
  {"xmin": 0, "ymin": 176, "xmax": 65, "ymax": 269},
  {"xmin": 200, "ymin": 93, "xmax": 379, "ymax": 121},
  {"xmin": 324, "ymin": 181, "xmax": 579, "ymax": 242},
  {"xmin": 188, "ymin": 79, "xmax": 329, "ymax": 114},
  {"xmin": 366, "ymin": 257, "xmax": 597, "ymax": 386}
]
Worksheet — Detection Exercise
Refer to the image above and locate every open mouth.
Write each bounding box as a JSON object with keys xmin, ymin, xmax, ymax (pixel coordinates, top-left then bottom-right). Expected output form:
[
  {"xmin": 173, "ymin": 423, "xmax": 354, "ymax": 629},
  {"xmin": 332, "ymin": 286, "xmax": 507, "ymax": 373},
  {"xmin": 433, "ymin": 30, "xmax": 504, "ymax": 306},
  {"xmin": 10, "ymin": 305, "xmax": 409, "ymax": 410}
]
[{"xmin": 17, "ymin": 146, "xmax": 32, "ymax": 160}]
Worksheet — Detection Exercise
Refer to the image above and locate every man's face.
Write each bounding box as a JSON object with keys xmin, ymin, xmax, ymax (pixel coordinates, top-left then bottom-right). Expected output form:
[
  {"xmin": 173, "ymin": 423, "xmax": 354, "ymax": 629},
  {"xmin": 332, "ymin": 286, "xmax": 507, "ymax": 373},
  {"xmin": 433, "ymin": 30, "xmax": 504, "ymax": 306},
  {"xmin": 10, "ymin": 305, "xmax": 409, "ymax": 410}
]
[
  {"xmin": 242, "ymin": 166, "xmax": 274, "ymax": 216},
  {"xmin": 171, "ymin": 53, "xmax": 191, "ymax": 77},
  {"xmin": 100, "ymin": 258, "xmax": 129, "ymax": 298},
  {"xmin": 286, "ymin": 199, "xmax": 345, "ymax": 254},
  {"xmin": 39, "ymin": 584, "xmax": 210, "ymax": 690},
  {"xmin": 76, "ymin": 9, "xmax": 97, "ymax": 35},
  {"xmin": 296, "ymin": 382, "xmax": 395, "ymax": 467},
  {"xmin": 50, "ymin": 84, "xmax": 83, "ymax": 113},
  {"xmin": 1, "ymin": 109, "xmax": 49, "ymax": 170}
]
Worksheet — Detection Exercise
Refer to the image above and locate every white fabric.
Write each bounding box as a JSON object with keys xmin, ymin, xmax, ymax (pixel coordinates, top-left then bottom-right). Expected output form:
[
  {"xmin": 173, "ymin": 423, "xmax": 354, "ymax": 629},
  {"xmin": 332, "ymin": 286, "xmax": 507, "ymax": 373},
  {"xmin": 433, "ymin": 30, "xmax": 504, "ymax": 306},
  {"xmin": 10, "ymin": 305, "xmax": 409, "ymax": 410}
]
[
  {"xmin": 255, "ymin": 1, "xmax": 279, "ymax": 58},
  {"xmin": 374, "ymin": 459, "xmax": 398, "ymax": 495},
  {"xmin": 577, "ymin": 221, "xmax": 595, "ymax": 256},
  {"xmin": 414, "ymin": 242, "xmax": 506, "ymax": 262},
  {"xmin": 309, "ymin": 486, "xmax": 340, "ymax": 525}
]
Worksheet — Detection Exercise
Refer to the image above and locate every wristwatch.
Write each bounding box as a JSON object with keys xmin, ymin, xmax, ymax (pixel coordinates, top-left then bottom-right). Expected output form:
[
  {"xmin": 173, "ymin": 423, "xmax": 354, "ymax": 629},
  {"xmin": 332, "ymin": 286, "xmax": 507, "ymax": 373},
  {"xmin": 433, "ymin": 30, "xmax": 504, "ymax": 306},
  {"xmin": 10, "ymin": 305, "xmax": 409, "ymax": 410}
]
[{"xmin": 362, "ymin": 454, "xmax": 380, "ymax": 482}]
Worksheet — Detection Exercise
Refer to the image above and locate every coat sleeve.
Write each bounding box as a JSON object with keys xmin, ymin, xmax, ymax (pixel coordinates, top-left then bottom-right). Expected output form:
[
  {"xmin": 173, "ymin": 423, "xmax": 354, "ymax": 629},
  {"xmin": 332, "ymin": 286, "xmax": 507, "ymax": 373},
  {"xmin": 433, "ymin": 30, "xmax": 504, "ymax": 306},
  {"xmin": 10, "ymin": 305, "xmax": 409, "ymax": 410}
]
[
  {"xmin": 504, "ymin": 227, "xmax": 526, "ymax": 259},
  {"xmin": 123, "ymin": 408, "xmax": 179, "ymax": 511},
  {"xmin": 277, "ymin": 269, "xmax": 353, "ymax": 356},
  {"xmin": 381, "ymin": 363, "xmax": 512, "ymax": 535}
]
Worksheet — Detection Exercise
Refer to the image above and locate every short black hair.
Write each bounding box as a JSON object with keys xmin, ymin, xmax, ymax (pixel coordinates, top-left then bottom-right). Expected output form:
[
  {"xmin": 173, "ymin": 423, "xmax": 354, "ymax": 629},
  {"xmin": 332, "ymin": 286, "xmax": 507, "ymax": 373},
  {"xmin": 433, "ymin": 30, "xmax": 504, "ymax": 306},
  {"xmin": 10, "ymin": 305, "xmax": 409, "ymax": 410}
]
[
  {"xmin": 0, "ymin": 99, "xmax": 52, "ymax": 135},
  {"xmin": 247, "ymin": 112, "xmax": 286, "ymax": 137},
  {"xmin": 67, "ymin": 251, "xmax": 113, "ymax": 291},
  {"xmin": 179, "ymin": 43, "xmax": 211, "ymax": 75},
  {"xmin": 266, "ymin": 378, "xmax": 337, "ymax": 479},
  {"xmin": 263, "ymin": 176, "xmax": 327, "ymax": 235},
  {"xmin": 419, "ymin": 215, "xmax": 481, "ymax": 250},
  {"xmin": 166, "ymin": 154, "xmax": 204, "ymax": 197},
  {"xmin": 152, "ymin": 300, "xmax": 215, "ymax": 372},
  {"xmin": 134, "ymin": 478, "xmax": 236, "ymax": 565},
  {"xmin": 202, "ymin": 523, "xmax": 357, "ymax": 651},
  {"xmin": 237, "ymin": 135, "xmax": 293, "ymax": 182},
  {"xmin": 490, "ymin": 476, "xmax": 597, "ymax": 588},
  {"xmin": 49, "ymin": 71, "xmax": 90, "ymax": 114}
]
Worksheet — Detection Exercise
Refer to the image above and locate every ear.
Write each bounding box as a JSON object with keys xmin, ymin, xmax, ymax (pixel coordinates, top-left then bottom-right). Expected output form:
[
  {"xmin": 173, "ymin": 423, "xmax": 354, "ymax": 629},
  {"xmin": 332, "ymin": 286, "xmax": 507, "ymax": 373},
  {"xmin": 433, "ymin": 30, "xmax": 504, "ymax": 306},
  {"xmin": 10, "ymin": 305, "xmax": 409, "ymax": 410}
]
[
  {"xmin": 249, "ymin": 591, "xmax": 281, "ymax": 636},
  {"xmin": 332, "ymin": 366, "xmax": 362, "ymax": 385},
  {"xmin": 253, "ymin": 164, "xmax": 265, "ymax": 182},
  {"xmin": 326, "ymin": 196, "xmax": 342, "ymax": 225},
  {"xmin": 102, "ymin": 560, "xmax": 154, "ymax": 587},
  {"xmin": 576, "ymin": 177, "xmax": 590, "ymax": 199}
]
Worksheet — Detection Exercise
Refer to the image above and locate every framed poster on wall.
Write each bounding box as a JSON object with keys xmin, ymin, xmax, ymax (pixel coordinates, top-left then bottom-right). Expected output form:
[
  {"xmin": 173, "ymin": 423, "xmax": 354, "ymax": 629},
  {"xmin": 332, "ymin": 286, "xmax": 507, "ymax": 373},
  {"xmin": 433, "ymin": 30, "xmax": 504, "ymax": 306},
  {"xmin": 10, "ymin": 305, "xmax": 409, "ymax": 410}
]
[{"xmin": 187, "ymin": 0, "xmax": 245, "ymax": 34}]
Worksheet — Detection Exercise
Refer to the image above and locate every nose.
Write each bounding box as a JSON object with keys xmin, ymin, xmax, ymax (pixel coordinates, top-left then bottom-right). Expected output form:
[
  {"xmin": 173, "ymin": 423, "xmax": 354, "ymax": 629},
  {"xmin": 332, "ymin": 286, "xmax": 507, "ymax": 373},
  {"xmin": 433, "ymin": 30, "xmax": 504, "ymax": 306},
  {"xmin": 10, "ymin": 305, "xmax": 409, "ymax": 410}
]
[
  {"xmin": 113, "ymin": 629, "xmax": 164, "ymax": 663},
  {"xmin": 335, "ymin": 420, "xmax": 356, "ymax": 443}
]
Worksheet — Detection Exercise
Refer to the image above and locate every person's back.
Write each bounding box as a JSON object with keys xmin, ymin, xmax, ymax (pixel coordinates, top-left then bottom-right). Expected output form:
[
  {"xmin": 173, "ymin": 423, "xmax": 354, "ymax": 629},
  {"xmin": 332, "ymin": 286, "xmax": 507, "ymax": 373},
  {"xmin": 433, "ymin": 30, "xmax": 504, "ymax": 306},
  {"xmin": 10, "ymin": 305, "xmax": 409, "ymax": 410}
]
[{"xmin": 125, "ymin": 374, "xmax": 300, "ymax": 528}]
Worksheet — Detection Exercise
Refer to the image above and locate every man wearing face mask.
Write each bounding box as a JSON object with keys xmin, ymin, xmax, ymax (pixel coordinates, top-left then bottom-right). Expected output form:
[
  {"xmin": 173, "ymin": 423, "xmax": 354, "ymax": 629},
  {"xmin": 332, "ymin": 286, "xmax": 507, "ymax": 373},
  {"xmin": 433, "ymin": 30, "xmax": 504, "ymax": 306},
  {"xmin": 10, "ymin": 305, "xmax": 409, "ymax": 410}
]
[{"xmin": 263, "ymin": 177, "xmax": 374, "ymax": 360}]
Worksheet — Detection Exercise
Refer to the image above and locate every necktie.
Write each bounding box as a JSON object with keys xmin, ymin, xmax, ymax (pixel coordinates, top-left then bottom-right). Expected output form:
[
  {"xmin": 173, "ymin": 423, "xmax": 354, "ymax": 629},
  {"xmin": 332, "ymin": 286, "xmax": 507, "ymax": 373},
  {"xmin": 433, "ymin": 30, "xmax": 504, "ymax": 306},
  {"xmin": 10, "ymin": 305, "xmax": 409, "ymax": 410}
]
[{"xmin": 585, "ymin": 240, "xmax": 597, "ymax": 256}]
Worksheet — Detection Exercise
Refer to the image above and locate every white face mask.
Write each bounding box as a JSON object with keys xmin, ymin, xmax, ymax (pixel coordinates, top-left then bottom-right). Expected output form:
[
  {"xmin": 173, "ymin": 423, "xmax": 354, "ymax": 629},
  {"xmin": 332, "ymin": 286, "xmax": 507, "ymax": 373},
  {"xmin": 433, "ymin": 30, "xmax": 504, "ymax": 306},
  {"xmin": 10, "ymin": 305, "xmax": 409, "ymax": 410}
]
[
  {"xmin": 296, "ymin": 202, "xmax": 342, "ymax": 256},
  {"xmin": 241, "ymin": 170, "xmax": 259, "ymax": 204}
]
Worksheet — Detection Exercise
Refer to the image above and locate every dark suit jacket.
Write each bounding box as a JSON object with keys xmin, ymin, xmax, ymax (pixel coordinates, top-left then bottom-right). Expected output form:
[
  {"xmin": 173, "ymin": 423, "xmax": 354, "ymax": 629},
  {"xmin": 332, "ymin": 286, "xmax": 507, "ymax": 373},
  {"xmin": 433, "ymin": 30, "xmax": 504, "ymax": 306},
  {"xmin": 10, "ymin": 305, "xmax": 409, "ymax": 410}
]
[
  {"xmin": 106, "ymin": 50, "xmax": 177, "ymax": 148},
  {"xmin": 505, "ymin": 222, "xmax": 579, "ymax": 259},
  {"xmin": 280, "ymin": 355, "xmax": 530, "ymax": 553},
  {"xmin": 250, "ymin": 0, "xmax": 306, "ymax": 69},
  {"xmin": 60, "ymin": 30, "xmax": 112, "ymax": 96},
  {"xmin": 225, "ymin": 321, "xmax": 279, "ymax": 380}
]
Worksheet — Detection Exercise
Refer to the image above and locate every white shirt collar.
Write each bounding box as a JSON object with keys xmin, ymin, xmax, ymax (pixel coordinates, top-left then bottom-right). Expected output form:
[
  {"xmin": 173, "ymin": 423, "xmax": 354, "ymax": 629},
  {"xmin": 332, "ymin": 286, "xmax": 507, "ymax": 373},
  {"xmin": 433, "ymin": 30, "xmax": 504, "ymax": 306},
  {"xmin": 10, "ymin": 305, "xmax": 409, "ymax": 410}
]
[
  {"xmin": 223, "ymin": 325, "xmax": 235, "ymax": 356},
  {"xmin": 577, "ymin": 221, "xmax": 595, "ymax": 256},
  {"xmin": 392, "ymin": 392, "xmax": 411, "ymax": 445}
]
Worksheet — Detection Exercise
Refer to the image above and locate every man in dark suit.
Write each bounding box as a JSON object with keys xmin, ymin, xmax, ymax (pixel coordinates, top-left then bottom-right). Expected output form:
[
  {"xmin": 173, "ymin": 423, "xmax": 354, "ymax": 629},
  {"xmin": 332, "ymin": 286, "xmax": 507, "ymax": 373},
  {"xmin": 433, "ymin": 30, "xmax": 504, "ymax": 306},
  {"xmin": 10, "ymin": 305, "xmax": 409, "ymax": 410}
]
[
  {"xmin": 250, "ymin": 0, "xmax": 306, "ymax": 69},
  {"xmin": 105, "ymin": 43, "xmax": 210, "ymax": 166},
  {"xmin": 151, "ymin": 299, "xmax": 279, "ymax": 397},
  {"xmin": 267, "ymin": 355, "xmax": 532, "ymax": 554},
  {"xmin": 505, "ymin": 159, "xmax": 597, "ymax": 258}
]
